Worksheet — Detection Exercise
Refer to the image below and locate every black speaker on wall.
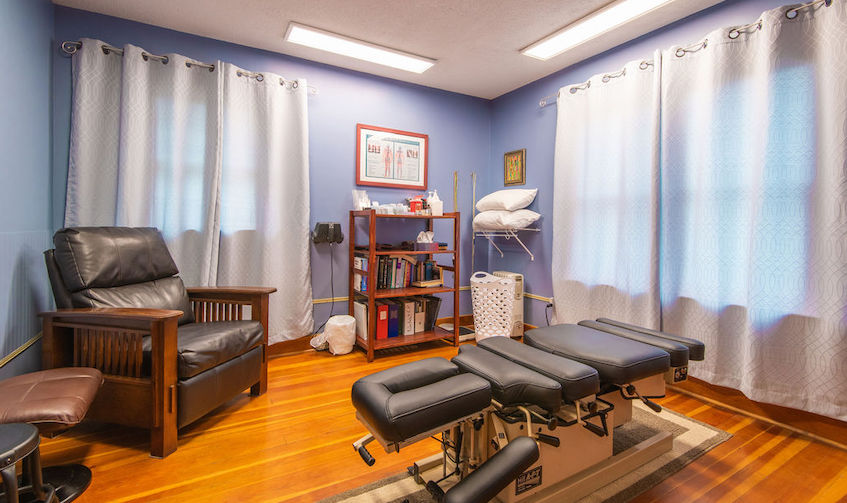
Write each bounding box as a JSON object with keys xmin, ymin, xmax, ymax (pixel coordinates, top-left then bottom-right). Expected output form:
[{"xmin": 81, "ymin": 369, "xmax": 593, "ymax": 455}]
[{"xmin": 312, "ymin": 222, "xmax": 344, "ymax": 244}]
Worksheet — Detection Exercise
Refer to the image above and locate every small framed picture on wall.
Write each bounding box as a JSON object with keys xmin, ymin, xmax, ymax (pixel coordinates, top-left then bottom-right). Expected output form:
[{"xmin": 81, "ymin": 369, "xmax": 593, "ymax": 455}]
[
  {"xmin": 504, "ymin": 149, "xmax": 526, "ymax": 186},
  {"xmin": 356, "ymin": 124, "xmax": 428, "ymax": 190}
]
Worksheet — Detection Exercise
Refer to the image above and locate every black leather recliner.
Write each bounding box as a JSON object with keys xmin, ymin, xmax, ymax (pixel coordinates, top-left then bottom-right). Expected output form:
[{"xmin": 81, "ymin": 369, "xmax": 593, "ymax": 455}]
[{"xmin": 41, "ymin": 227, "xmax": 276, "ymax": 458}]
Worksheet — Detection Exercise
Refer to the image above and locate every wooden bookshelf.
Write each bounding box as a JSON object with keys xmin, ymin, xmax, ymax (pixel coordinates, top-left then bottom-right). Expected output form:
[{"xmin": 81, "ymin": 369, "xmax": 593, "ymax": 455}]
[{"xmin": 349, "ymin": 210, "xmax": 460, "ymax": 362}]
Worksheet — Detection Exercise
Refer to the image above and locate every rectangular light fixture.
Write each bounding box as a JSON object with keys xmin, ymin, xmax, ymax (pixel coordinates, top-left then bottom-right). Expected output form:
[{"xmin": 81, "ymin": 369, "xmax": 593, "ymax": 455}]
[
  {"xmin": 522, "ymin": 0, "xmax": 674, "ymax": 60},
  {"xmin": 285, "ymin": 23, "xmax": 435, "ymax": 74}
]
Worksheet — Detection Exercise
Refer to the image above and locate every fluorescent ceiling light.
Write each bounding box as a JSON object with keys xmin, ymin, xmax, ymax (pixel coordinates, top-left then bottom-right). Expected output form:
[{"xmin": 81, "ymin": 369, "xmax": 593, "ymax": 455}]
[
  {"xmin": 285, "ymin": 23, "xmax": 435, "ymax": 73},
  {"xmin": 522, "ymin": 0, "xmax": 674, "ymax": 60}
]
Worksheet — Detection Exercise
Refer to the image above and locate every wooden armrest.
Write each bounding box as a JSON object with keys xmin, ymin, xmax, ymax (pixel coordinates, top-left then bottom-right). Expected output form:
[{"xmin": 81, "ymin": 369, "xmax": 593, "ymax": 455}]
[
  {"xmin": 40, "ymin": 308, "xmax": 181, "ymax": 385},
  {"xmin": 187, "ymin": 287, "xmax": 276, "ymax": 296},
  {"xmin": 186, "ymin": 287, "xmax": 276, "ymax": 304},
  {"xmin": 39, "ymin": 307, "xmax": 183, "ymax": 322}
]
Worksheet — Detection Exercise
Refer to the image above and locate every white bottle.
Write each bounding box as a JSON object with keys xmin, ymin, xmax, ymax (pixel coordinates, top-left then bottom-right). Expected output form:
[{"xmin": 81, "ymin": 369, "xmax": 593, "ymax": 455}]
[{"xmin": 429, "ymin": 189, "xmax": 443, "ymax": 216}]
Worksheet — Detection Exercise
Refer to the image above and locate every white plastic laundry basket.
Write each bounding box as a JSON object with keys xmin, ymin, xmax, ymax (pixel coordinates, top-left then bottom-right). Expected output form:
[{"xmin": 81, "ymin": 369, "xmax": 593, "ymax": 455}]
[{"xmin": 470, "ymin": 271, "xmax": 515, "ymax": 342}]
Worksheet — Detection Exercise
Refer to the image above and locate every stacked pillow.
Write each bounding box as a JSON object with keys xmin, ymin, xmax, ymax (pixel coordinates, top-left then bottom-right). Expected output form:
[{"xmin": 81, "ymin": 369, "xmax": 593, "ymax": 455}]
[{"xmin": 473, "ymin": 188, "xmax": 540, "ymax": 231}]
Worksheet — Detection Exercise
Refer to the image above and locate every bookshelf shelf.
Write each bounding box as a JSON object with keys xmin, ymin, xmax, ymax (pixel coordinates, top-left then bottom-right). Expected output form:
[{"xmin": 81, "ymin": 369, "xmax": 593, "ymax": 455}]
[
  {"xmin": 357, "ymin": 326, "xmax": 455, "ymax": 351},
  {"xmin": 353, "ymin": 248, "xmax": 456, "ymax": 256},
  {"xmin": 349, "ymin": 209, "xmax": 460, "ymax": 362},
  {"xmin": 353, "ymin": 285, "xmax": 455, "ymax": 299}
]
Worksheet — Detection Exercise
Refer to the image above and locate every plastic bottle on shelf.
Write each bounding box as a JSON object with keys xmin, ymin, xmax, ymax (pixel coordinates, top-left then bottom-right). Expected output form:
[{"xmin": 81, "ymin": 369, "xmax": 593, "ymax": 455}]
[{"xmin": 429, "ymin": 189, "xmax": 443, "ymax": 216}]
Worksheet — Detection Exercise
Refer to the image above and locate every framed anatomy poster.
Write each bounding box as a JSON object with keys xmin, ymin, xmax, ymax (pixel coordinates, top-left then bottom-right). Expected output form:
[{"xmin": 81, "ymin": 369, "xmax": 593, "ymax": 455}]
[{"xmin": 356, "ymin": 124, "xmax": 428, "ymax": 190}]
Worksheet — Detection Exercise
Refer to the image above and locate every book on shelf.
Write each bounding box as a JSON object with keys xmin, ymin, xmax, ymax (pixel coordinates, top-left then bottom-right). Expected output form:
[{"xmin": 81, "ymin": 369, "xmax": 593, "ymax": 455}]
[
  {"xmin": 386, "ymin": 300, "xmax": 400, "ymax": 338},
  {"xmin": 353, "ymin": 272, "xmax": 367, "ymax": 293},
  {"xmin": 413, "ymin": 297, "xmax": 426, "ymax": 332},
  {"xmin": 423, "ymin": 295, "xmax": 442, "ymax": 331},
  {"xmin": 375, "ymin": 301, "xmax": 389, "ymax": 340},
  {"xmin": 353, "ymin": 301, "xmax": 368, "ymax": 343},
  {"xmin": 353, "ymin": 256, "xmax": 367, "ymax": 272},
  {"xmin": 355, "ymin": 295, "xmax": 443, "ymax": 339},
  {"xmin": 369, "ymin": 255, "xmax": 442, "ymax": 290},
  {"xmin": 401, "ymin": 299, "xmax": 415, "ymax": 336}
]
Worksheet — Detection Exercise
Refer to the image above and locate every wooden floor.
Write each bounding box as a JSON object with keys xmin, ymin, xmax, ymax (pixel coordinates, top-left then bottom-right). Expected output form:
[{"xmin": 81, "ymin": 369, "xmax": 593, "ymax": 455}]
[{"xmin": 39, "ymin": 341, "xmax": 847, "ymax": 503}]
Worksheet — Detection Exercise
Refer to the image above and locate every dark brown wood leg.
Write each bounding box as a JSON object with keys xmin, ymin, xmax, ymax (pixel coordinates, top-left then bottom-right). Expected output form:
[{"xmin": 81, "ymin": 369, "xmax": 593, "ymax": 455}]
[
  {"xmin": 150, "ymin": 319, "xmax": 178, "ymax": 458},
  {"xmin": 250, "ymin": 345, "xmax": 268, "ymax": 396}
]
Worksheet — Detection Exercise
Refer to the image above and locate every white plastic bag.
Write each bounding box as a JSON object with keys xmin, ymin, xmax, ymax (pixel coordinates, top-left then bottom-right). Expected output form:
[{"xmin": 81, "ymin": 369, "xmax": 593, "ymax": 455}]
[
  {"xmin": 310, "ymin": 332, "xmax": 329, "ymax": 351},
  {"xmin": 325, "ymin": 315, "xmax": 356, "ymax": 355}
]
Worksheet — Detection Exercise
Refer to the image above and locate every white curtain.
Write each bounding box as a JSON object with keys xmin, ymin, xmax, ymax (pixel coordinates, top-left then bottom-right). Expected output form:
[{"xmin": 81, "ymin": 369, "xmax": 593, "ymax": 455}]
[
  {"xmin": 216, "ymin": 64, "xmax": 314, "ymax": 343},
  {"xmin": 66, "ymin": 39, "xmax": 221, "ymax": 286},
  {"xmin": 66, "ymin": 39, "xmax": 314, "ymax": 343},
  {"xmin": 551, "ymin": 54, "xmax": 662, "ymax": 328},
  {"xmin": 552, "ymin": 1, "xmax": 847, "ymax": 420},
  {"xmin": 660, "ymin": 1, "xmax": 847, "ymax": 419}
]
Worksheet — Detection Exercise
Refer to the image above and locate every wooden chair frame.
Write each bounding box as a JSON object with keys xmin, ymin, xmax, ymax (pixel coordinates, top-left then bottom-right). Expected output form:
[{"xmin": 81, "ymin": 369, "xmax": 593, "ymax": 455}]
[{"xmin": 40, "ymin": 287, "xmax": 275, "ymax": 458}]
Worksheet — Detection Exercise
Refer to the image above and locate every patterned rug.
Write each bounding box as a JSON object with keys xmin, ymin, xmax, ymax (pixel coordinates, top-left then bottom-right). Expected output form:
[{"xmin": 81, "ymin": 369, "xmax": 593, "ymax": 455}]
[{"xmin": 321, "ymin": 403, "xmax": 731, "ymax": 503}]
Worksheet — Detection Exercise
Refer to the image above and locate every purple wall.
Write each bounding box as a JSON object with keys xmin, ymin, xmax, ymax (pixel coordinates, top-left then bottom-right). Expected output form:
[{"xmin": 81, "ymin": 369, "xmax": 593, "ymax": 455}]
[
  {"xmin": 50, "ymin": 0, "xmax": 795, "ymax": 335},
  {"xmin": 0, "ymin": 0, "xmax": 54, "ymax": 378},
  {"xmin": 487, "ymin": 0, "xmax": 792, "ymax": 328},
  {"xmin": 51, "ymin": 6, "xmax": 490, "ymax": 330}
]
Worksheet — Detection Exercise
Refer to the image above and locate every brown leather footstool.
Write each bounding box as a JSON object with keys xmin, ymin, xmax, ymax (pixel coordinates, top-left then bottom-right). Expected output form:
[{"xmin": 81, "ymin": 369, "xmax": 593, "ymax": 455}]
[{"xmin": 0, "ymin": 368, "xmax": 102, "ymax": 503}]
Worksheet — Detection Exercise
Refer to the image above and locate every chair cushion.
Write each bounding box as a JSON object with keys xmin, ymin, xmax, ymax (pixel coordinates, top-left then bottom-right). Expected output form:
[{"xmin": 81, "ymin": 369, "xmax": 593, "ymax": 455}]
[
  {"xmin": 0, "ymin": 368, "xmax": 103, "ymax": 434},
  {"xmin": 71, "ymin": 276, "xmax": 195, "ymax": 326},
  {"xmin": 143, "ymin": 321, "xmax": 264, "ymax": 379},
  {"xmin": 52, "ymin": 227, "xmax": 194, "ymax": 325},
  {"xmin": 53, "ymin": 227, "xmax": 179, "ymax": 291}
]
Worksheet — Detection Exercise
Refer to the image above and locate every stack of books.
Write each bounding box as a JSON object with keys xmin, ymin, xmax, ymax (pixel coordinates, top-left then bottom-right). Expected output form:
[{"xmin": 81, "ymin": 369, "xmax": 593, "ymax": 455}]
[
  {"xmin": 354, "ymin": 254, "xmax": 441, "ymax": 291},
  {"xmin": 352, "ymin": 256, "xmax": 368, "ymax": 292},
  {"xmin": 353, "ymin": 295, "xmax": 442, "ymax": 341}
]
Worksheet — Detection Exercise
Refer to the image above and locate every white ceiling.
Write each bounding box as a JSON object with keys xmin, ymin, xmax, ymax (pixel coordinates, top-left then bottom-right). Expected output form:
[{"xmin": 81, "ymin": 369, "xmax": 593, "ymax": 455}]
[{"xmin": 53, "ymin": 0, "xmax": 723, "ymax": 99}]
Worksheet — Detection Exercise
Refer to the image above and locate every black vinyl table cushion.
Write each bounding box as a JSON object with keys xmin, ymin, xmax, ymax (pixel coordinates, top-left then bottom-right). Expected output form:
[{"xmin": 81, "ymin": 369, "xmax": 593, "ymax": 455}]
[
  {"xmin": 524, "ymin": 324, "xmax": 670, "ymax": 385},
  {"xmin": 478, "ymin": 337, "xmax": 600, "ymax": 402},
  {"xmin": 351, "ymin": 358, "xmax": 492, "ymax": 443},
  {"xmin": 453, "ymin": 345, "xmax": 562, "ymax": 413}
]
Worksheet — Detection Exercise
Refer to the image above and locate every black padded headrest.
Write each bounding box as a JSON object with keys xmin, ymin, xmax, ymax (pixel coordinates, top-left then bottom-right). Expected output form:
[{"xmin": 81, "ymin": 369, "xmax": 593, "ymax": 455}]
[{"xmin": 52, "ymin": 227, "xmax": 180, "ymax": 292}]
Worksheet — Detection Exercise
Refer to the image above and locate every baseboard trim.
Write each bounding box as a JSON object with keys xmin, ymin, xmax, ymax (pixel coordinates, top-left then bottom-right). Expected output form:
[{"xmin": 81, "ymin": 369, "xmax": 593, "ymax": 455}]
[
  {"xmin": 525, "ymin": 293, "xmax": 553, "ymax": 303},
  {"xmin": 669, "ymin": 377, "xmax": 847, "ymax": 452},
  {"xmin": 0, "ymin": 333, "xmax": 42, "ymax": 369}
]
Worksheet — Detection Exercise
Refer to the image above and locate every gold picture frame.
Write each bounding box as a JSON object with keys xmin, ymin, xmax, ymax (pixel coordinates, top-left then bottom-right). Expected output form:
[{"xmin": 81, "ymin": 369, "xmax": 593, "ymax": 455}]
[{"xmin": 504, "ymin": 149, "xmax": 526, "ymax": 186}]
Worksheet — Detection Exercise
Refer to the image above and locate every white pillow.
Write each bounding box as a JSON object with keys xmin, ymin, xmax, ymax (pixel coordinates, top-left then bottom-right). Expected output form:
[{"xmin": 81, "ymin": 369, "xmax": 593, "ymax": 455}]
[
  {"xmin": 473, "ymin": 210, "xmax": 541, "ymax": 231},
  {"xmin": 476, "ymin": 188, "xmax": 537, "ymax": 212}
]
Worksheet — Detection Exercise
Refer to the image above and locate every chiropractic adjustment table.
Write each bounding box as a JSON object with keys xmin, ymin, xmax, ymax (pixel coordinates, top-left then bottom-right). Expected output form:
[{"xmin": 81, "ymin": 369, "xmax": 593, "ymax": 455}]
[{"xmin": 351, "ymin": 319, "xmax": 704, "ymax": 503}]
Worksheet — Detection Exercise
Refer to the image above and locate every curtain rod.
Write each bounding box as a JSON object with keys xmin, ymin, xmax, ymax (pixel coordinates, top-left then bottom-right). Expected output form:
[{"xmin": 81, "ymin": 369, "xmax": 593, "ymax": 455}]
[
  {"xmin": 535, "ymin": 0, "xmax": 831, "ymax": 108},
  {"xmin": 60, "ymin": 40, "xmax": 319, "ymax": 95}
]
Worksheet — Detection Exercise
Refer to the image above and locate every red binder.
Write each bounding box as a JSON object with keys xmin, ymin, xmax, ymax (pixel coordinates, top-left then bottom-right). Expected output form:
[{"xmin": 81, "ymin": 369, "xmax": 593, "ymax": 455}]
[{"xmin": 375, "ymin": 301, "xmax": 389, "ymax": 340}]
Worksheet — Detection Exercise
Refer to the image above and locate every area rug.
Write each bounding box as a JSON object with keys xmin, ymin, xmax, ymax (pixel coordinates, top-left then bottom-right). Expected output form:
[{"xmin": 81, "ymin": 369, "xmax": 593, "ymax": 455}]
[{"xmin": 321, "ymin": 403, "xmax": 731, "ymax": 503}]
